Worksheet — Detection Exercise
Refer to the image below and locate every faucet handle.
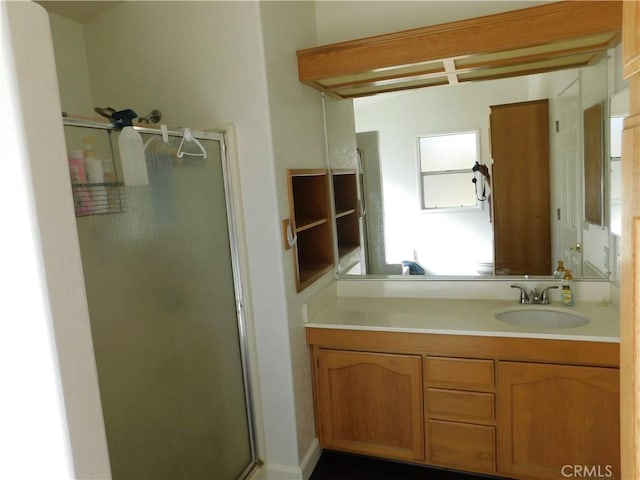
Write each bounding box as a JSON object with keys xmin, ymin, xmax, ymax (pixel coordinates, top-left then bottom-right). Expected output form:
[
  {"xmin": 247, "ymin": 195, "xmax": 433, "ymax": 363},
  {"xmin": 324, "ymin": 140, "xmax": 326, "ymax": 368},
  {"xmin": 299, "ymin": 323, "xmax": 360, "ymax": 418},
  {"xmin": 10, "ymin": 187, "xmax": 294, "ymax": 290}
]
[
  {"xmin": 510, "ymin": 284, "xmax": 529, "ymax": 304},
  {"xmin": 540, "ymin": 285, "xmax": 559, "ymax": 304},
  {"xmin": 529, "ymin": 288, "xmax": 541, "ymax": 303}
]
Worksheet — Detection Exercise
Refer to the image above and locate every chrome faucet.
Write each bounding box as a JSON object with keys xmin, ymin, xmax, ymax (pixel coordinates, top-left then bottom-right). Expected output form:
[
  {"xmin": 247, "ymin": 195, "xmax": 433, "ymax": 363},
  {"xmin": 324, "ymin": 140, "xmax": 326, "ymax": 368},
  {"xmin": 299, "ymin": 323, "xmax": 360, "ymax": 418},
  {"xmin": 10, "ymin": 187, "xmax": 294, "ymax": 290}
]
[
  {"xmin": 511, "ymin": 284, "xmax": 559, "ymax": 304},
  {"xmin": 540, "ymin": 285, "xmax": 559, "ymax": 304}
]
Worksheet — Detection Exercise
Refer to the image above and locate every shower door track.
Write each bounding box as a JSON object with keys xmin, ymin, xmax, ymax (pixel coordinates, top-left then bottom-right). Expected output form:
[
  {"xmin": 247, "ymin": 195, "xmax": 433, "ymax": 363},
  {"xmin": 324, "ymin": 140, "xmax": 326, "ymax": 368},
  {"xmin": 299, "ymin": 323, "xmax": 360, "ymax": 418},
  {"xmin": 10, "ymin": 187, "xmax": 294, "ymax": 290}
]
[
  {"xmin": 63, "ymin": 118, "xmax": 261, "ymax": 480},
  {"xmin": 63, "ymin": 116, "xmax": 222, "ymax": 141}
]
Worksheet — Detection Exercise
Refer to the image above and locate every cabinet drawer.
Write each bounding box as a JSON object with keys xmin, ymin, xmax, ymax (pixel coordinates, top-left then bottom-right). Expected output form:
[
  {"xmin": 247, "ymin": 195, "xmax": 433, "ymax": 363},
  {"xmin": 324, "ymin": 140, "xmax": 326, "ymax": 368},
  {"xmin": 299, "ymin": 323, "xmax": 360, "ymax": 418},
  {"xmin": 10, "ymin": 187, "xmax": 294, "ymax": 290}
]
[
  {"xmin": 427, "ymin": 388, "xmax": 494, "ymax": 422},
  {"xmin": 427, "ymin": 420, "xmax": 496, "ymax": 472},
  {"xmin": 426, "ymin": 357, "xmax": 494, "ymax": 389}
]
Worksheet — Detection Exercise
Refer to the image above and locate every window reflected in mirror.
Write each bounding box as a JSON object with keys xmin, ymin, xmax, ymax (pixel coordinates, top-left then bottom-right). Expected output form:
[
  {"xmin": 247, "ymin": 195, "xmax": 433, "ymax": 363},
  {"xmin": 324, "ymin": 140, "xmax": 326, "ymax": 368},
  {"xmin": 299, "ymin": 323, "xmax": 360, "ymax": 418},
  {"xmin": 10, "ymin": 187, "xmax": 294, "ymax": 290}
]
[{"xmin": 418, "ymin": 131, "xmax": 480, "ymax": 210}]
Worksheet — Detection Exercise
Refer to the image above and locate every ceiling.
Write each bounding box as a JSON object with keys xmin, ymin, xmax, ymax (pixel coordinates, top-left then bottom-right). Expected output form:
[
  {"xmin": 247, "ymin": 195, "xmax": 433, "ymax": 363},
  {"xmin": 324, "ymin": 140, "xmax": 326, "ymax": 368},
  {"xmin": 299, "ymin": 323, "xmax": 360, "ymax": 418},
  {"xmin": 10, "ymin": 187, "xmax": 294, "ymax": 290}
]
[{"xmin": 36, "ymin": 1, "xmax": 121, "ymax": 23}]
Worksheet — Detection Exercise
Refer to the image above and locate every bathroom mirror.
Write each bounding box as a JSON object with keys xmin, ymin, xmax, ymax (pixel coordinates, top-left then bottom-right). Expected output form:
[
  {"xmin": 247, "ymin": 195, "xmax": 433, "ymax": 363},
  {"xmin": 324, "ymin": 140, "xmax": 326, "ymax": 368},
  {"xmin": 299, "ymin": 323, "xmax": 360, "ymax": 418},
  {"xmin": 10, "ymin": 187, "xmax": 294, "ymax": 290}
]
[{"xmin": 325, "ymin": 58, "xmax": 614, "ymax": 279}]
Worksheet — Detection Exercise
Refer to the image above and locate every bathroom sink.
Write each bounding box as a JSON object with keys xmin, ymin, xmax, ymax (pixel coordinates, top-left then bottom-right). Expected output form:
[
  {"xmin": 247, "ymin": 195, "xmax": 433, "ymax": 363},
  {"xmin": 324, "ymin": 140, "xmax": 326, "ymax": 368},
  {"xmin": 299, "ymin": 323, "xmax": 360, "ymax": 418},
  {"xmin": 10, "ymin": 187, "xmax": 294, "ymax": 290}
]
[{"xmin": 495, "ymin": 308, "xmax": 590, "ymax": 329}]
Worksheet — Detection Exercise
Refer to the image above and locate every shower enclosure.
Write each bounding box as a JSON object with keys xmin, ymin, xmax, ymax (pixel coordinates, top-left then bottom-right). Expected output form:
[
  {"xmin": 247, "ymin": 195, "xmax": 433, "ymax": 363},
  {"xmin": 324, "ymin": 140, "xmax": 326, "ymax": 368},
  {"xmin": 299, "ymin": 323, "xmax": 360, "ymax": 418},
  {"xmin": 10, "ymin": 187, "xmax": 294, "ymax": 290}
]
[{"xmin": 63, "ymin": 119, "xmax": 258, "ymax": 480}]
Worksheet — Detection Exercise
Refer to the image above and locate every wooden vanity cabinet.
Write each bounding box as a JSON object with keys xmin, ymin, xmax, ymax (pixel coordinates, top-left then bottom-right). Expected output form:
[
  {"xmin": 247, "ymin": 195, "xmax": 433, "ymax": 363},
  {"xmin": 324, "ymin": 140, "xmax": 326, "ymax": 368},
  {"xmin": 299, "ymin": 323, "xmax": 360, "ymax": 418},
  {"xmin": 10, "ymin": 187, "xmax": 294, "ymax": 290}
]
[
  {"xmin": 307, "ymin": 329, "xmax": 620, "ymax": 479},
  {"xmin": 312, "ymin": 348, "xmax": 425, "ymax": 462},
  {"xmin": 498, "ymin": 361, "xmax": 620, "ymax": 480}
]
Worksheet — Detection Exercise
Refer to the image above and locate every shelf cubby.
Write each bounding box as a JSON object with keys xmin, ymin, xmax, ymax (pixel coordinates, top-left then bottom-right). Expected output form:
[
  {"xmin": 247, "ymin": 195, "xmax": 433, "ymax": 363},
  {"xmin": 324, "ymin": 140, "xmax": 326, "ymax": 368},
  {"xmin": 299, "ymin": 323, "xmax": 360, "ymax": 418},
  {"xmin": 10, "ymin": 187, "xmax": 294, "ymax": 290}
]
[
  {"xmin": 287, "ymin": 169, "xmax": 335, "ymax": 292},
  {"xmin": 332, "ymin": 169, "xmax": 361, "ymax": 259}
]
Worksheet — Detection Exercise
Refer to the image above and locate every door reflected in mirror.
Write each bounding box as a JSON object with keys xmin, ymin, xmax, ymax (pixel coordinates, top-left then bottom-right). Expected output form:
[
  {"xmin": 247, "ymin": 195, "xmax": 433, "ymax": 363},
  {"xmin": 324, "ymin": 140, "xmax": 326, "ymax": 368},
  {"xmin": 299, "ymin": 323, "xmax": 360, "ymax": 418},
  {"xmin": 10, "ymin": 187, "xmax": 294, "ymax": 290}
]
[
  {"xmin": 609, "ymin": 88, "xmax": 628, "ymax": 238},
  {"xmin": 608, "ymin": 87, "xmax": 628, "ymax": 286},
  {"xmin": 325, "ymin": 55, "xmax": 619, "ymax": 279}
]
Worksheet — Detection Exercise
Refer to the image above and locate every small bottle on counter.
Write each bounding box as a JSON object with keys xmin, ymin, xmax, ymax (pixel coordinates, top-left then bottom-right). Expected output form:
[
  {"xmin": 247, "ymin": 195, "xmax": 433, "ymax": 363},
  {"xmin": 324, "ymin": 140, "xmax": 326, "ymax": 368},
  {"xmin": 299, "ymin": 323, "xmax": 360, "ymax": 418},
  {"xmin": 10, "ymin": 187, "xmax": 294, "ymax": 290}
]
[
  {"xmin": 553, "ymin": 260, "xmax": 566, "ymax": 279},
  {"xmin": 561, "ymin": 269, "xmax": 574, "ymax": 306}
]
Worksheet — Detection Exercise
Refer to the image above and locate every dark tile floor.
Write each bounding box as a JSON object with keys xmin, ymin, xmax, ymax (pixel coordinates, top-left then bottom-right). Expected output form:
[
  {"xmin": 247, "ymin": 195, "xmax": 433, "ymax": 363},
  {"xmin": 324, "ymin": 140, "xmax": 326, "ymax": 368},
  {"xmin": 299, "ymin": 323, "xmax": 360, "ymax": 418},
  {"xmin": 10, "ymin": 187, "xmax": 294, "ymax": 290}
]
[{"xmin": 310, "ymin": 451, "xmax": 510, "ymax": 480}]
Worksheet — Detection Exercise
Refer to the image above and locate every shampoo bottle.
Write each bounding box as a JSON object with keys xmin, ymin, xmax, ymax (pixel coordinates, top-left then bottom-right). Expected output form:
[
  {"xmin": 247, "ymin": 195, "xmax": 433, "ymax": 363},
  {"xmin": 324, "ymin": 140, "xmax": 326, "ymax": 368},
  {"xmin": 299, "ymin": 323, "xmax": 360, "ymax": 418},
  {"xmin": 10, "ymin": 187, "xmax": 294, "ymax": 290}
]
[
  {"xmin": 68, "ymin": 149, "xmax": 91, "ymax": 215},
  {"xmin": 561, "ymin": 269, "xmax": 574, "ymax": 306},
  {"xmin": 83, "ymin": 136, "xmax": 104, "ymax": 184},
  {"xmin": 84, "ymin": 136, "xmax": 106, "ymax": 213}
]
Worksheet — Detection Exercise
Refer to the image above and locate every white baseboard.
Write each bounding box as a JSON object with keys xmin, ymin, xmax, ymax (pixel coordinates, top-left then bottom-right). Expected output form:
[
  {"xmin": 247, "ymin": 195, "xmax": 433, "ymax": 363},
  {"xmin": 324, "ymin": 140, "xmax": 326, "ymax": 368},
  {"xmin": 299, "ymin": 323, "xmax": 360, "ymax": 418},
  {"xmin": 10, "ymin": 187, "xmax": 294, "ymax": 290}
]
[
  {"xmin": 261, "ymin": 464, "xmax": 302, "ymax": 480},
  {"xmin": 300, "ymin": 438, "xmax": 321, "ymax": 480},
  {"xmin": 250, "ymin": 439, "xmax": 321, "ymax": 480}
]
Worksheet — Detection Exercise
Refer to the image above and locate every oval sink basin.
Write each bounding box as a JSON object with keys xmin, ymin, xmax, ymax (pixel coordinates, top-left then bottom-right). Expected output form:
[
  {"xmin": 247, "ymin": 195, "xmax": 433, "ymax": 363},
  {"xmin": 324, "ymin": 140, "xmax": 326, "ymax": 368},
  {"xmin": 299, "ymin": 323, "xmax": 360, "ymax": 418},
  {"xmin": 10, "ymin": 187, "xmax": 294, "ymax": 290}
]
[{"xmin": 495, "ymin": 308, "xmax": 590, "ymax": 329}]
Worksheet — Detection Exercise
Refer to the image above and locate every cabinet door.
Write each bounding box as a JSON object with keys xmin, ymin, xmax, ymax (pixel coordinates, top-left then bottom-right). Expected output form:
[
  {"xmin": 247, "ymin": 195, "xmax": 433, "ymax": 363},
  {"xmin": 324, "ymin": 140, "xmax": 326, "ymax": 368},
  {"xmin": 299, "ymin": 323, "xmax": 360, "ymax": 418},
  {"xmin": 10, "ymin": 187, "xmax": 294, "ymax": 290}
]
[
  {"xmin": 498, "ymin": 361, "xmax": 620, "ymax": 480},
  {"xmin": 315, "ymin": 349, "xmax": 424, "ymax": 461}
]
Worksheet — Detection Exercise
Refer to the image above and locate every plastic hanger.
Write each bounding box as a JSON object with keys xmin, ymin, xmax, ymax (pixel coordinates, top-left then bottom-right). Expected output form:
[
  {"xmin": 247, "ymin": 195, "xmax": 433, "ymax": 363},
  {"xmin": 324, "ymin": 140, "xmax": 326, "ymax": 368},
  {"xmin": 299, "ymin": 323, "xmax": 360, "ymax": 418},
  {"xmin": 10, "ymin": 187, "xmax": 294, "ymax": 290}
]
[
  {"xmin": 143, "ymin": 124, "xmax": 171, "ymax": 151},
  {"xmin": 177, "ymin": 128, "xmax": 207, "ymax": 159}
]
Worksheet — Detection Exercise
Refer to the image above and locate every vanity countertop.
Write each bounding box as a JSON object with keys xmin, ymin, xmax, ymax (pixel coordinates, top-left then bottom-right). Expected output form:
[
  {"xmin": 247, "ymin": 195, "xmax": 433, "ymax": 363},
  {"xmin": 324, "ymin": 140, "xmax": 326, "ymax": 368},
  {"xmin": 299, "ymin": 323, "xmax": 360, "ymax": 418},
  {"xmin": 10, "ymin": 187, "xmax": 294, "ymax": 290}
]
[{"xmin": 305, "ymin": 296, "xmax": 620, "ymax": 343}]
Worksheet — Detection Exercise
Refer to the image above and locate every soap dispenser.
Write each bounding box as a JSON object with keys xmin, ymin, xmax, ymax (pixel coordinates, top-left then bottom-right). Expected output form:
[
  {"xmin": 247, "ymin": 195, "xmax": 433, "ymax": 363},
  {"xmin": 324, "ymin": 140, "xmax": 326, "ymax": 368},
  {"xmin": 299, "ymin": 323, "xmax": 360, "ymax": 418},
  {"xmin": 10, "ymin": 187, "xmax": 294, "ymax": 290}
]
[
  {"xmin": 561, "ymin": 269, "xmax": 574, "ymax": 306},
  {"xmin": 553, "ymin": 260, "xmax": 566, "ymax": 279}
]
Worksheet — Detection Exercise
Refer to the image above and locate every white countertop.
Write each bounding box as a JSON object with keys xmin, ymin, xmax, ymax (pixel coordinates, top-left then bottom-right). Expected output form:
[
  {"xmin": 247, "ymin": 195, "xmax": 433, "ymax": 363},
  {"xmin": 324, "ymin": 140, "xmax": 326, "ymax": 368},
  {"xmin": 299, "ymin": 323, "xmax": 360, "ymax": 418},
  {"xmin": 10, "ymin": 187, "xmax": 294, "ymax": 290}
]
[{"xmin": 305, "ymin": 297, "xmax": 620, "ymax": 343}]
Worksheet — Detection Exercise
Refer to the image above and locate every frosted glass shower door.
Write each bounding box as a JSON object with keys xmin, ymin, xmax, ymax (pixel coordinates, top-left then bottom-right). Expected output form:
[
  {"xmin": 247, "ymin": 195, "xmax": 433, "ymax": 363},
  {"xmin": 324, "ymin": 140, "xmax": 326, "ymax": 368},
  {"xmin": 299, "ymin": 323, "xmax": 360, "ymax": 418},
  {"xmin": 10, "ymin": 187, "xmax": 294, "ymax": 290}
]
[{"xmin": 72, "ymin": 126, "xmax": 255, "ymax": 480}]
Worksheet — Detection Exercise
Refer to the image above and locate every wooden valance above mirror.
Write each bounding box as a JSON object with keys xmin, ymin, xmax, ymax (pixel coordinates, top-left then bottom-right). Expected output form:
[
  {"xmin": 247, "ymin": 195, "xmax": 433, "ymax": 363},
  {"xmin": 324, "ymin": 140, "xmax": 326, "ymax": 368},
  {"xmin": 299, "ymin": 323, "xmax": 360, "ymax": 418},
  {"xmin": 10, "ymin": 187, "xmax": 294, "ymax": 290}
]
[{"xmin": 297, "ymin": 1, "xmax": 622, "ymax": 99}]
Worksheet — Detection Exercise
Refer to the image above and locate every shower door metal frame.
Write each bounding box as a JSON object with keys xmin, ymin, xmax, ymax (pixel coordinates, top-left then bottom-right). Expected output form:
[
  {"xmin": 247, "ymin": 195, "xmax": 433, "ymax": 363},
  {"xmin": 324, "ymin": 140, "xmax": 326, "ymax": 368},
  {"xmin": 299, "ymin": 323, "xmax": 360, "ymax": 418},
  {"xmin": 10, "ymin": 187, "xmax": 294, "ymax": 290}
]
[{"xmin": 63, "ymin": 118, "xmax": 260, "ymax": 480}]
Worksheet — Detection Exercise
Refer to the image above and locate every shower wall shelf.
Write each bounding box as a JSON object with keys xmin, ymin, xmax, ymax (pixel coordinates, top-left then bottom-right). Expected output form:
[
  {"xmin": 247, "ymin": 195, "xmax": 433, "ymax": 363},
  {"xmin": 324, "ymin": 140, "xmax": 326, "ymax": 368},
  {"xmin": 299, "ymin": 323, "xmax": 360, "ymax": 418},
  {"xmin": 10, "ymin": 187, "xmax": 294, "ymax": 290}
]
[
  {"xmin": 64, "ymin": 118, "xmax": 124, "ymax": 218},
  {"xmin": 71, "ymin": 182, "xmax": 125, "ymax": 217}
]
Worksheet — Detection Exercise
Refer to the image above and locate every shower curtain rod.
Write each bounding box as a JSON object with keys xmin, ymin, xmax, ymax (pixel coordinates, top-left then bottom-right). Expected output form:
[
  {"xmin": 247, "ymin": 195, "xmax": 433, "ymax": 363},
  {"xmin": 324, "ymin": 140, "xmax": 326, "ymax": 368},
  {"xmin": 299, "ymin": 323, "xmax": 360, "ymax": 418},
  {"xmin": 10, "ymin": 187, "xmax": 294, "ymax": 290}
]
[{"xmin": 62, "ymin": 116, "xmax": 221, "ymax": 141}]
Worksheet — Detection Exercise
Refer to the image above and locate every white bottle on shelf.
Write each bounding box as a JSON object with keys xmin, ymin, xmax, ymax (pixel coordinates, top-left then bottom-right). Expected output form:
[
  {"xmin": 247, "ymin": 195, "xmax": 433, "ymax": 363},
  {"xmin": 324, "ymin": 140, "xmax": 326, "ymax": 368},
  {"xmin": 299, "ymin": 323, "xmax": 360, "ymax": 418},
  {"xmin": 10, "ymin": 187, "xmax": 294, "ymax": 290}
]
[
  {"xmin": 119, "ymin": 126, "xmax": 149, "ymax": 187},
  {"xmin": 84, "ymin": 136, "xmax": 106, "ymax": 213}
]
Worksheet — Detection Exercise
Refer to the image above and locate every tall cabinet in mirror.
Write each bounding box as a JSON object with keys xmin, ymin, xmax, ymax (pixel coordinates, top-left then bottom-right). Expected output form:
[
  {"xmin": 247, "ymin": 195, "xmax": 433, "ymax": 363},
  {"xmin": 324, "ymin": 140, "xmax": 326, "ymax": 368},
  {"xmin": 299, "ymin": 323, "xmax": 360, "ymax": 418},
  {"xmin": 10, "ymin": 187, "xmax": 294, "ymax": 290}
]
[{"xmin": 490, "ymin": 99, "xmax": 551, "ymax": 276}]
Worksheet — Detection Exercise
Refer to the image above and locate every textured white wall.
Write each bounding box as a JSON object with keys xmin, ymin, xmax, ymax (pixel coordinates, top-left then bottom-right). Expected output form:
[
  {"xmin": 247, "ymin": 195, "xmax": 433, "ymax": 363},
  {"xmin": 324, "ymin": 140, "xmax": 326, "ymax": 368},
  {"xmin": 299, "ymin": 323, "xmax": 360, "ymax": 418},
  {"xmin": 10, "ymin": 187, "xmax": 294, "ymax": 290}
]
[
  {"xmin": 259, "ymin": 2, "xmax": 330, "ymax": 474},
  {"xmin": 1, "ymin": 2, "xmax": 111, "ymax": 478},
  {"xmin": 48, "ymin": 13, "xmax": 93, "ymax": 117}
]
